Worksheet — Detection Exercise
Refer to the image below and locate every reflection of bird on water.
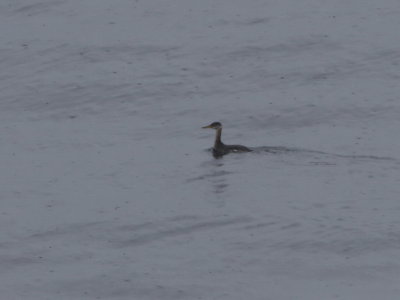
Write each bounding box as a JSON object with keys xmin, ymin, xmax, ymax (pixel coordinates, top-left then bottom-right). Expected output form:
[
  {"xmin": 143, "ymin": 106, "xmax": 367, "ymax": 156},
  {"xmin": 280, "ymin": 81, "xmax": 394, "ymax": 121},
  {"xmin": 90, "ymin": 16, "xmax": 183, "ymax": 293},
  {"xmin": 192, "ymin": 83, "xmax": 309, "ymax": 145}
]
[{"xmin": 202, "ymin": 122, "xmax": 252, "ymax": 158}]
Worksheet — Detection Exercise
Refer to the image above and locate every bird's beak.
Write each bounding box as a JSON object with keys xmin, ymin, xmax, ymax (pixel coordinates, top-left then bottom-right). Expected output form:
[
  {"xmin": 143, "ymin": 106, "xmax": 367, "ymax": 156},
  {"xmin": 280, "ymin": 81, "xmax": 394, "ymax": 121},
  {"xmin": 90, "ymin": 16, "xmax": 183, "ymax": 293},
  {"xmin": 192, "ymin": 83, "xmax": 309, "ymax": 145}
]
[{"xmin": 202, "ymin": 125, "xmax": 212, "ymax": 129}]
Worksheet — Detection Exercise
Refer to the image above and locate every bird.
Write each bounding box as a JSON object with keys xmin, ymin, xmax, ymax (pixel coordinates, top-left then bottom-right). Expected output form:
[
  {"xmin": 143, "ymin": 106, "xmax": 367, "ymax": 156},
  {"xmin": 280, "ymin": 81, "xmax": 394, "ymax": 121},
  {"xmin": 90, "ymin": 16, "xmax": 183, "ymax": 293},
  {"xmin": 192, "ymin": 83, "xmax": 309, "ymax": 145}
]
[{"xmin": 202, "ymin": 122, "xmax": 252, "ymax": 158}]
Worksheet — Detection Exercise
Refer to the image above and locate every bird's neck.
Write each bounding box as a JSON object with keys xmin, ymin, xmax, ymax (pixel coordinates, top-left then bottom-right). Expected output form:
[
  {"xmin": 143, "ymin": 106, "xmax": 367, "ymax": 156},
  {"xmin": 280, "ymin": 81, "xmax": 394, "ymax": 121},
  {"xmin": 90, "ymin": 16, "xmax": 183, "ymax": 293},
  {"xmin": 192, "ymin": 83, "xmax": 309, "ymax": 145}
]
[{"xmin": 214, "ymin": 128, "xmax": 223, "ymax": 147}]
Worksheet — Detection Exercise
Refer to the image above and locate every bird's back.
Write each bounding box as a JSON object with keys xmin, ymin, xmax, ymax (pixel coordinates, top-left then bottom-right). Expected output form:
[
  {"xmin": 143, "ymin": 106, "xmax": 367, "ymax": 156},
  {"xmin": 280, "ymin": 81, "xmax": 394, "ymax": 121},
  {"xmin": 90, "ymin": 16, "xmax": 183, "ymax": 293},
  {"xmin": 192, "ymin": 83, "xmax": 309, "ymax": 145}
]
[{"xmin": 225, "ymin": 144, "xmax": 252, "ymax": 153}]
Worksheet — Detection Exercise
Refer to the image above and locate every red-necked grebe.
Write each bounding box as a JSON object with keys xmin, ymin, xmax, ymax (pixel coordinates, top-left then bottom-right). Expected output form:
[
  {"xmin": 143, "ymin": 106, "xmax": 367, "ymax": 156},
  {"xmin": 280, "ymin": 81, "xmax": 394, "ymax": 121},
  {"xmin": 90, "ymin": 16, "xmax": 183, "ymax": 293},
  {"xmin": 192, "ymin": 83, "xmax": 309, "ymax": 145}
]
[{"xmin": 202, "ymin": 122, "xmax": 252, "ymax": 158}]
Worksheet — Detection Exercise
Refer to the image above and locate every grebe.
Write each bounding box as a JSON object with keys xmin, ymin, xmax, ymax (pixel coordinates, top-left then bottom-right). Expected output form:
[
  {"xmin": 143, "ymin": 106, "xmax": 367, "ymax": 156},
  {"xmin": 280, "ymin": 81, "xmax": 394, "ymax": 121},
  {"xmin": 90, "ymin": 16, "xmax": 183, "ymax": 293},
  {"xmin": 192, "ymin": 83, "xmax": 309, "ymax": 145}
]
[{"xmin": 202, "ymin": 122, "xmax": 252, "ymax": 158}]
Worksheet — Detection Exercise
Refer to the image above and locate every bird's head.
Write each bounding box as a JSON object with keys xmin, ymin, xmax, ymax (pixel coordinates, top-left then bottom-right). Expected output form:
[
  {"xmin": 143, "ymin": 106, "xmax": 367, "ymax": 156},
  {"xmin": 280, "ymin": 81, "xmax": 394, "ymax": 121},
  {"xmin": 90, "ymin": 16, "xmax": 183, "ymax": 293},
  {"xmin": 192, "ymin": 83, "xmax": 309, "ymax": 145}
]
[{"xmin": 202, "ymin": 122, "xmax": 222, "ymax": 130}]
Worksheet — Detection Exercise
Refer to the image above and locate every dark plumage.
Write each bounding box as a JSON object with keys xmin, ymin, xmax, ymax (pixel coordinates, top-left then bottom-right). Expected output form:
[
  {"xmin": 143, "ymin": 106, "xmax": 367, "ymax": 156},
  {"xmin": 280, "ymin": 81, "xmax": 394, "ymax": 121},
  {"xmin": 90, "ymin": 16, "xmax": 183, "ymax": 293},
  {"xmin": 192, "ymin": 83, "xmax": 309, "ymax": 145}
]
[{"xmin": 202, "ymin": 122, "xmax": 252, "ymax": 158}]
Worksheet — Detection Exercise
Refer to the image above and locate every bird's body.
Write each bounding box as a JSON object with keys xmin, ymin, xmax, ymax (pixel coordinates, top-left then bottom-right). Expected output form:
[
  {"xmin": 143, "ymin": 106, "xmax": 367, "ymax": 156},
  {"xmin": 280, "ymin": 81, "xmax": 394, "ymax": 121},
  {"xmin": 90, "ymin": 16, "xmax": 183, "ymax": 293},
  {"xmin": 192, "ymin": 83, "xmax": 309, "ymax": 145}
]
[{"xmin": 202, "ymin": 122, "xmax": 252, "ymax": 158}]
